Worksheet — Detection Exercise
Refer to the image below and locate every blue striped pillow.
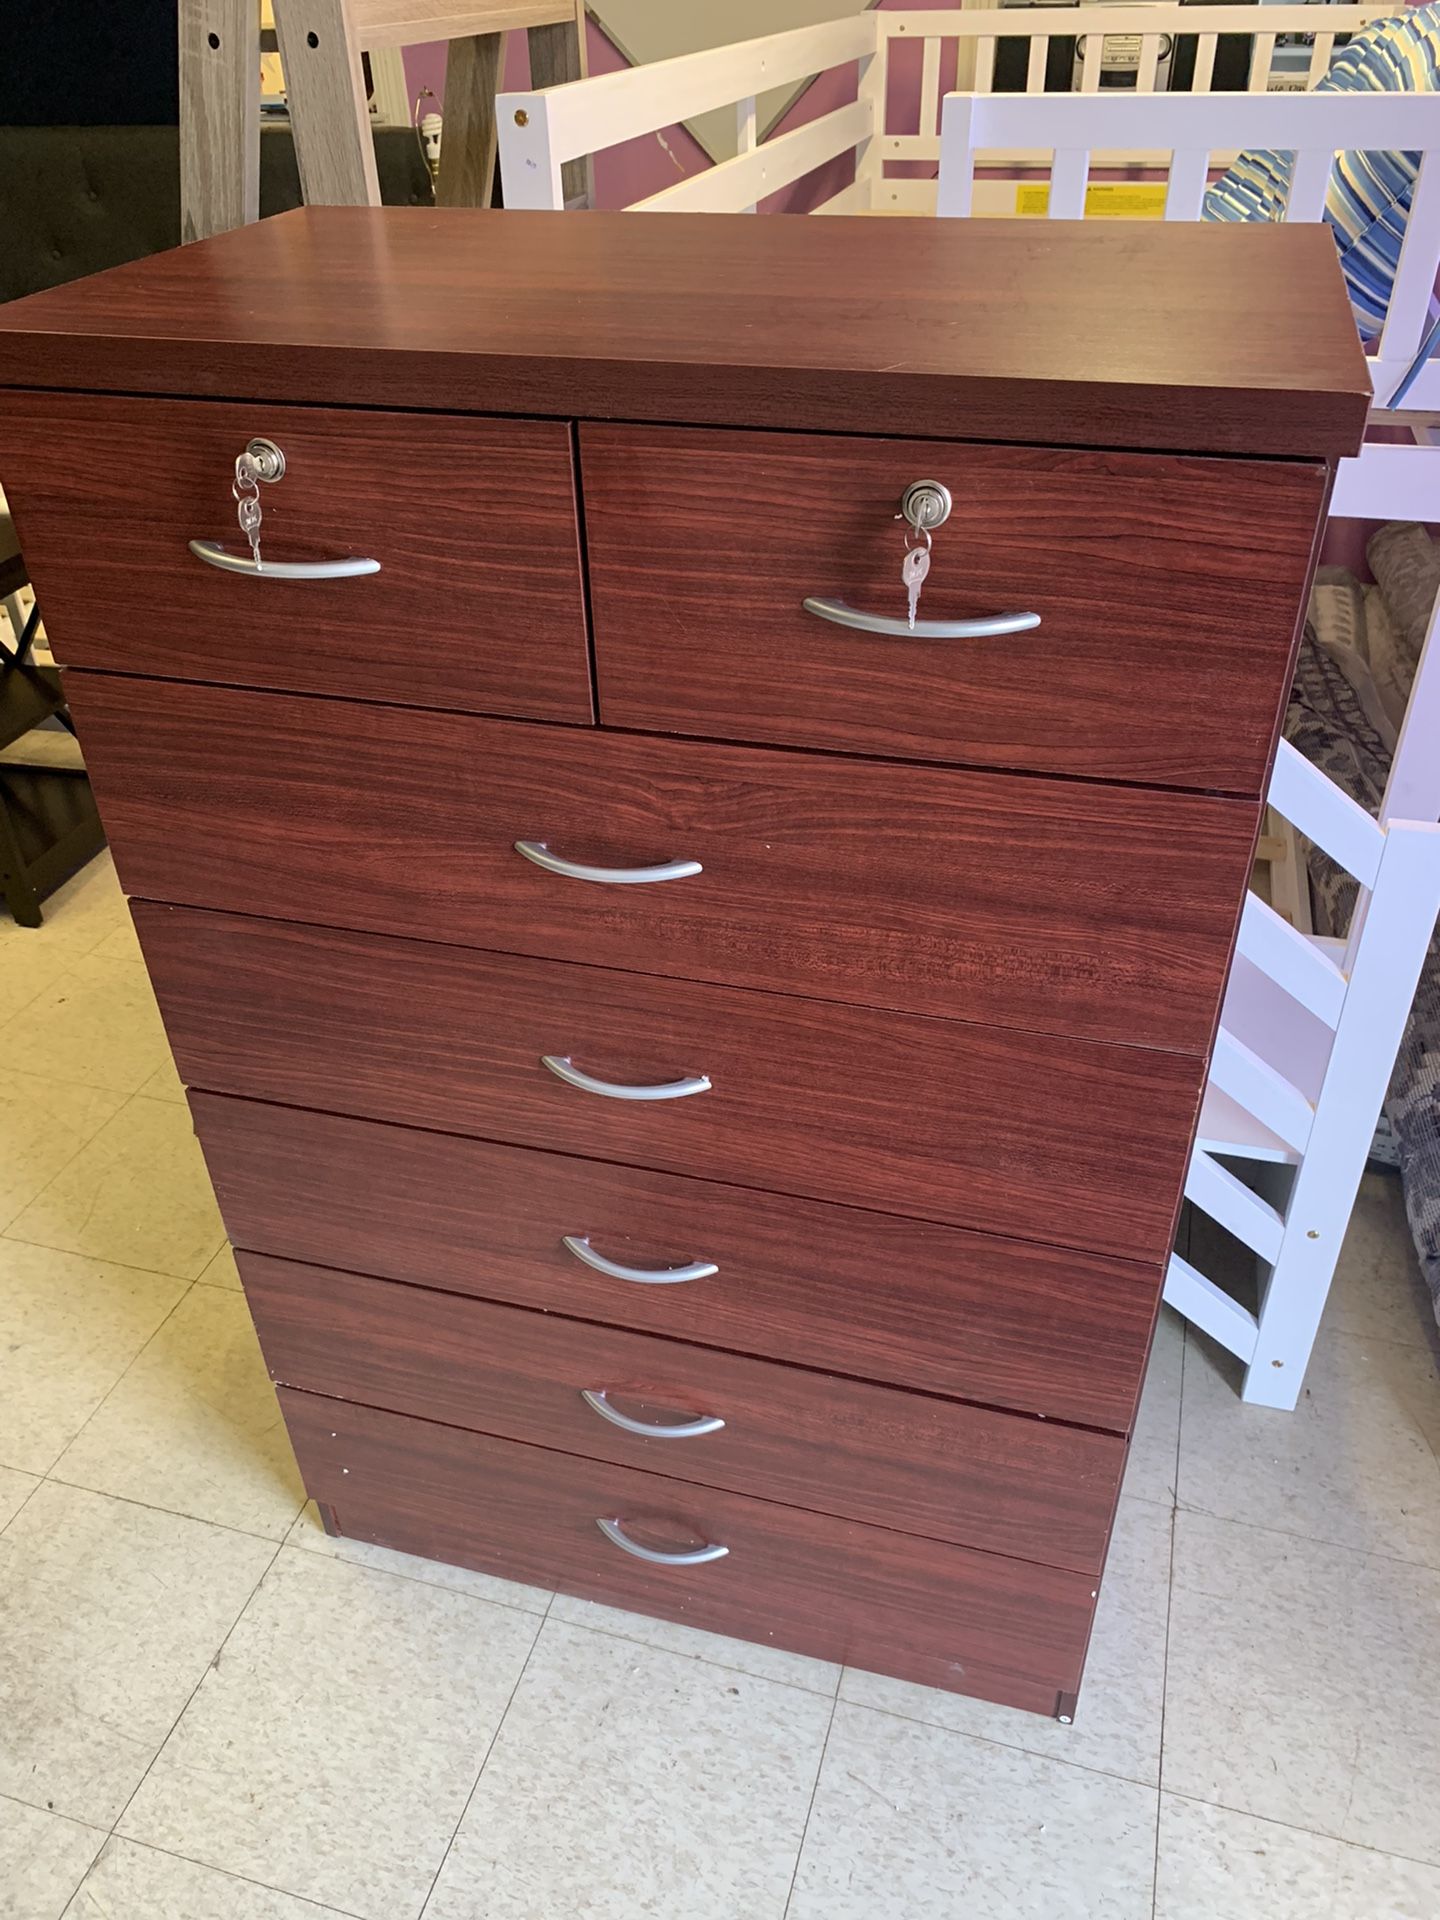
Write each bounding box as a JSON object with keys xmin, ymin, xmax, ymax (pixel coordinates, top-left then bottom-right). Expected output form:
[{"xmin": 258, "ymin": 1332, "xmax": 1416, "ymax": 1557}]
[{"xmin": 1202, "ymin": 3, "xmax": 1440, "ymax": 335}]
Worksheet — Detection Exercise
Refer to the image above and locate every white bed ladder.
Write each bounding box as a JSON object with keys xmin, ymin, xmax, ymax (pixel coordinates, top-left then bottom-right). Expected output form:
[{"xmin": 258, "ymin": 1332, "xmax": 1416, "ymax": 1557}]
[
  {"xmin": 936, "ymin": 86, "xmax": 1440, "ymax": 1402},
  {"xmin": 1170, "ymin": 623, "xmax": 1440, "ymax": 1408}
]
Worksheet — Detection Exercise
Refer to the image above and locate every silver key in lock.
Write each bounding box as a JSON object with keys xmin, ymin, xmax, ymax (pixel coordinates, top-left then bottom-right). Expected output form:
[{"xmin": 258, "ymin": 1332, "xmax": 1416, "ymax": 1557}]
[
  {"xmin": 231, "ymin": 437, "xmax": 286, "ymax": 573},
  {"xmin": 901, "ymin": 542, "xmax": 931, "ymax": 630}
]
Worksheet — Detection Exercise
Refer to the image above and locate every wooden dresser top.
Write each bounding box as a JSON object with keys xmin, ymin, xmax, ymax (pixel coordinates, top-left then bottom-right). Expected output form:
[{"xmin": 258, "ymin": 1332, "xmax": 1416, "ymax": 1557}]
[{"xmin": 0, "ymin": 207, "xmax": 1369, "ymax": 457}]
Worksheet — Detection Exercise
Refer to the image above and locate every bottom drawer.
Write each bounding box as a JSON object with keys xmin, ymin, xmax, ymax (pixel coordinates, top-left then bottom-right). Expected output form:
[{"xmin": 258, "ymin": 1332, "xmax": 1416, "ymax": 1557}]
[
  {"xmin": 281, "ymin": 1387, "xmax": 1099, "ymax": 1717},
  {"xmin": 249, "ymin": 1253, "xmax": 1123, "ymax": 1572}
]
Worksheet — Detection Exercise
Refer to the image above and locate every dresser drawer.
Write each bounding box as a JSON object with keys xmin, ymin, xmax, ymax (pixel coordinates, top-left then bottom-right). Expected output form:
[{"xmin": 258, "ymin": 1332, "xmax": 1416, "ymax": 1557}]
[
  {"xmin": 247, "ymin": 1254, "xmax": 1124, "ymax": 1571},
  {"xmin": 582, "ymin": 424, "xmax": 1324, "ymax": 793},
  {"xmin": 194, "ymin": 1095, "xmax": 1158, "ymax": 1431},
  {"xmin": 144, "ymin": 906, "xmax": 1200, "ymax": 1264},
  {"xmin": 2, "ymin": 392, "xmax": 591, "ymax": 723},
  {"xmin": 281, "ymin": 1388, "xmax": 1098, "ymax": 1712},
  {"xmin": 70, "ymin": 676, "xmax": 1256, "ymax": 1050}
]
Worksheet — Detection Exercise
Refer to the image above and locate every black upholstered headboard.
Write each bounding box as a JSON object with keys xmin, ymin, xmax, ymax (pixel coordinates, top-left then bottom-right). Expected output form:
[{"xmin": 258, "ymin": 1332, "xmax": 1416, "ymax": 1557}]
[{"xmin": 0, "ymin": 124, "xmax": 434, "ymax": 305}]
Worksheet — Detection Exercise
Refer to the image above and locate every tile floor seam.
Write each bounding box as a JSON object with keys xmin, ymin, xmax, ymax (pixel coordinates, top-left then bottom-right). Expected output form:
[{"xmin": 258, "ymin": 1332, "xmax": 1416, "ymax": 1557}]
[
  {"xmin": 283, "ymin": 1530, "xmax": 555, "ymax": 1614},
  {"xmin": 0, "ymin": 1785, "xmax": 107, "ymax": 1842},
  {"xmin": 781, "ymin": 1692, "xmax": 840, "ymax": 1920},
  {"xmin": 1151, "ymin": 1471, "xmax": 1179, "ymax": 1920},
  {"xmin": 1169, "ymin": 1497, "xmax": 1440, "ymax": 1575},
  {"xmin": 825, "ymin": 1694, "xmax": 1161, "ymax": 1794},
  {"xmin": 84, "ymin": 1834, "xmax": 373, "ymax": 1920},
  {"xmin": 0, "ymin": 1228, "xmax": 212, "ymax": 1289},
  {"xmin": 38, "ymin": 1279, "xmax": 201, "ymax": 1483},
  {"xmin": 0, "ymin": 1473, "xmax": 45, "ymax": 1538},
  {"xmin": 0, "ymin": 1093, "xmax": 125, "ymax": 1238},
  {"xmin": 415, "ymin": 1607, "xmax": 550, "ymax": 1920},
  {"xmin": 1157, "ymin": 1786, "xmax": 1440, "ymax": 1878},
  {"xmin": 39, "ymin": 1473, "xmax": 304, "ymax": 1548},
  {"xmin": 548, "ymin": 1612, "xmax": 841, "ymax": 1699},
  {"xmin": 106, "ymin": 1538, "xmax": 286, "ymax": 1845}
]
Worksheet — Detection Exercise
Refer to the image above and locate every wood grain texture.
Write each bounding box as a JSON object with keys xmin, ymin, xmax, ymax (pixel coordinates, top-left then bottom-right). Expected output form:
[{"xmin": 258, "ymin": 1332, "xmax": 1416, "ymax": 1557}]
[
  {"xmin": 0, "ymin": 210, "xmax": 1369, "ymax": 457},
  {"xmin": 282, "ymin": 1386, "xmax": 1099, "ymax": 1710},
  {"xmin": 4, "ymin": 395, "xmax": 591, "ymax": 722},
  {"xmin": 436, "ymin": 30, "xmax": 502, "ymax": 208},
  {"xmin": 141, "ymin": 905, "xmax": 1202, "ymax": 1264},
  {"xmin": 584, "ymin": 425, "xmax": 1326, "ymax": 795},
  {"xmin": 178, "ymin": 0, "xmax": 261, "ymax": 242},
  {"xmin": 246, "ymin": 1254, "xmax": 1125, "ymax": 1570},
  {"xmin": 193, "ymin": 1095, "xmax": 1160, "ymax": 1431},
  {"xmin": 67, "ymin": 675, "xmax": 1257, "ymax": 1052},
  {"xmin": 271, "ymin": 0, "xmax": 381, "ymax": 206}
]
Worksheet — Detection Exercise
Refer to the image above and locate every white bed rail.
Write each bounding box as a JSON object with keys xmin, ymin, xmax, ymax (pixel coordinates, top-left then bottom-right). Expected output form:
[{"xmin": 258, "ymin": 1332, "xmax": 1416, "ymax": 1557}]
[
  {"xmin": 499, "ymin": 12, "xmax": 876, "ymax": 210},
  {"xmin": 938, "ymin": 88, "xmax": 1440, "ymax": 510},
  {"xmin": 498, "ymin": 3, "xmax": 1396, "ymax": 215}
]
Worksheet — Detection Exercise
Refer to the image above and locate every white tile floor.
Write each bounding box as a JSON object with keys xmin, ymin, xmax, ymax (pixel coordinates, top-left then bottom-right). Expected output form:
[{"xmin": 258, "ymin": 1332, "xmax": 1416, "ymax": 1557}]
[{"xmin": 3, "ymin": 854, "xmax": 1440, "ymax": 1919}]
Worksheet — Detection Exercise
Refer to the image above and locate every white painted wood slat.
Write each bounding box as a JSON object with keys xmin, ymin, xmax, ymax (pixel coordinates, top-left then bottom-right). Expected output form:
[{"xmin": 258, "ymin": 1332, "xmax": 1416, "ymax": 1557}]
[
  {"xmin": 1268, "ymin": 740, "xmax": 1384, "ymax": 889},
  {"xmin": 1285, "ymin": 141, "xmax": 1336, "ymax": 223},
  {"xmin": 630, "ymin": 96, "xmax": 873, "ymax": 214},
  {"xmin": 1235, "ymin": 894, "xmax": 1348, "ymax": 1028},
  {"xmin": 1164, "ymin": 147, "xmax": 1211, "ymax": 221},
  {"xmin": 1164, "ymin": 1253, "xmax": 1261, "ymax": 1362},
  {"xmin": 501, "ymin": 11, "xmax": 873, "ymax": 175},
  {"xmin": 1209, "ymin": 1028, "xmax": 1315, "ymax": 1156},
  {"xmin": 920, "ymin": 37, "xmax": 942, "ymax": 136},
  {"xmin": 1247, "ymin": 29, "xmax": 1276, "ymax": 90},
  {"xmin": 1047, "ymin": 146, "xmax": 1090, "ymax": 217},
  {"xmin": 1185, "ymin": 1150, "xmax": 1287, "ymax": 1264}
]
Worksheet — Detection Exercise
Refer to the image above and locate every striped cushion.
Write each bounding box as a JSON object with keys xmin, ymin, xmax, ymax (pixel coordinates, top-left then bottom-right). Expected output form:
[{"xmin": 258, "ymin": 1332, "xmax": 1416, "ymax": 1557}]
[{"xmin": 1202, "ymin": 3, "xmax": 1440, "ymax": 335}]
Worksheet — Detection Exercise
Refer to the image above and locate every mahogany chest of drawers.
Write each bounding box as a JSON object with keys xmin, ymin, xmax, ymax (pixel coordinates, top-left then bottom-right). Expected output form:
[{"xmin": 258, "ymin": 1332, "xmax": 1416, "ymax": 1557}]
[{"xmin": 0, "ymin": 209, "xmax": 1367, "ymax": 1719}]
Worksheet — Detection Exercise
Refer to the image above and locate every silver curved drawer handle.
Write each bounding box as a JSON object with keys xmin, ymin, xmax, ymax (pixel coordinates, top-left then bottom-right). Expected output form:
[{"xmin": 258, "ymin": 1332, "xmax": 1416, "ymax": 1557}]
[
  {"xmin": 541, "ymin": 1055, "xmax": 711, "ymax": 1101},
  {"xmin": 515, "ymin": 841, "xmax": 701, "ymax": 885},
  {"xmin": 562, "ymin": 1235, "xmax": 718, "ymax": 1285},
  {"xmin": 188, "ymin": 539, "xmax": 381, "ymax": 580},
  {"xmin": 802, "ymin": 596, "xmax": 1040, "ymax": 639},
  {"xmin": 596, "ymin": 1517, "xmax": 730, "ymax": 1566},
  {"xmin": 581, "ymin": 1390, "xmax": 725, "ymax": 1439}
]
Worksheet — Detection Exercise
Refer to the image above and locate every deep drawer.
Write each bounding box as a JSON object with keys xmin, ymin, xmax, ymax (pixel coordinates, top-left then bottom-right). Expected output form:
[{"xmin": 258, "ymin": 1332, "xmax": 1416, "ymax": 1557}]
[
  {"xmin": 246, "ymin": 1254, "xmax": 1124, "ymax": 1571},
  {"xmin": 143, "ymin": 906, "xmax": 1201, "ymax": 1265},
  {"xmin": 67, "ymin": 675, "xmax": 1258, "ymax": 1050},
  {"xmin": 281, "ymin": 1388, "xmax": 1099, "ymax": 1713},
  {"xmin": 1, "ymin": 392, "xmax": 592, "ymax": 723},
  {"xmin": 581, "ymin": 424, "xmax": 1324, "ymax": 794},
  {"xmin": 193, "ymin": 1094, "xmax": 1159, "ymax": 1432}
]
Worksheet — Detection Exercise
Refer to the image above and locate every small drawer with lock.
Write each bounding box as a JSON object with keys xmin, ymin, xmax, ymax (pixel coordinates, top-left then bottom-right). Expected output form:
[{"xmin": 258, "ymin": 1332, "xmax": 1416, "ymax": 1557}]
[
  {"xmin": 580, "ymin": 422, "xmax": 1327, "ymax": 795},
  {"xmin": 2, "ymin": 390, "xmax": 593, "ymax": 723}
]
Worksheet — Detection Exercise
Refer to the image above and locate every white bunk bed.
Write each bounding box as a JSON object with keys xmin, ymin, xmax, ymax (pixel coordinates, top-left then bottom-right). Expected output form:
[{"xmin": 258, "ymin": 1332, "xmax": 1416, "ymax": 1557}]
[
  {"xmin": 497, "ymin": 11, "xmax": 1440, "ymax": 1407},
  {"xmin": 497, "ymin": 4, "xmax": 1396, "ymax": 214},
  {"xmin": 936, "ymin": 85, "xmax": 1440, "ymax": 1404}
]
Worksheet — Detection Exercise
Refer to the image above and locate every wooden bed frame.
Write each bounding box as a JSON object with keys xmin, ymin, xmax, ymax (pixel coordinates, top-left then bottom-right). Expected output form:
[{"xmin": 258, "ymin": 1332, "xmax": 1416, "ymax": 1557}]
[{"xmin": 497, "ymin": 9, "xmax": 1440, "ymax": 1407}]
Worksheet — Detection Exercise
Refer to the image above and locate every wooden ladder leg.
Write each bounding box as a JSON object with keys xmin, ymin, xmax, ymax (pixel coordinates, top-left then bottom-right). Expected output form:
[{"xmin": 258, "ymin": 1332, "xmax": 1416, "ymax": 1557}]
[
  {"xmin": 273, "ymin": 0, "xmax": 381, "ymax": 206},
  {"xmin": 437, "ymin": 32, "xmax": 504, "ymax": 207},
  {"xmin": 179, "ymin": 0, "xmax": 262, "ymax": 241},
  {"xmin": 527, "ymin": 1, "xmax": 591, "ymax": 207}
]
